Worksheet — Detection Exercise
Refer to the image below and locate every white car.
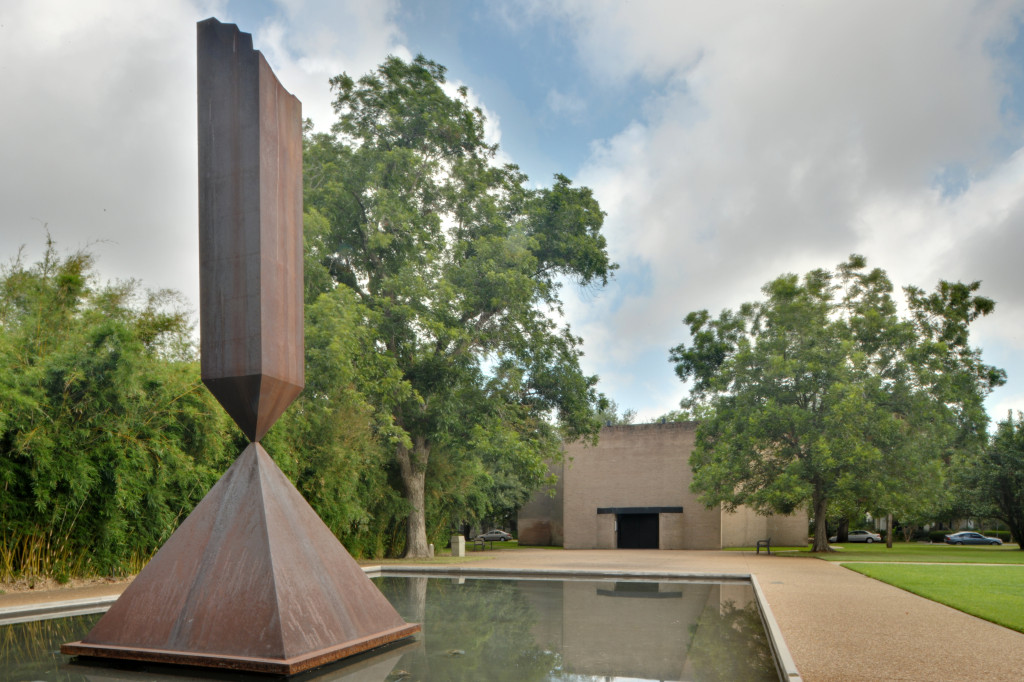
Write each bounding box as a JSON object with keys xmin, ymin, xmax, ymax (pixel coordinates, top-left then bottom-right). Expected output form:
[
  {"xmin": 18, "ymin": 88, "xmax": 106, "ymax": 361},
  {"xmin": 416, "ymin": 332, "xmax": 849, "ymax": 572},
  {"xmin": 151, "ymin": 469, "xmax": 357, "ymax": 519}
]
[
  {"xmin": 476, "ymin": 530, "xmax": 513, "ymax": 542},
  {"xmin": 828, "ymin": 530, "xmax": 882, "ymax": 543}
]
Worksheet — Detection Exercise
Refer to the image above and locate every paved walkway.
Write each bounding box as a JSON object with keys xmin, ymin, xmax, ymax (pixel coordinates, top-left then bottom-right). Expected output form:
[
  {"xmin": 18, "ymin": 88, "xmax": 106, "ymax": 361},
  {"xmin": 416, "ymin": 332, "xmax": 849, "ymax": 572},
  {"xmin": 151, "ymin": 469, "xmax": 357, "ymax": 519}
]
[{"xmin": 4, "ymin": 548, "xmax": 1024, "ymax": 681}]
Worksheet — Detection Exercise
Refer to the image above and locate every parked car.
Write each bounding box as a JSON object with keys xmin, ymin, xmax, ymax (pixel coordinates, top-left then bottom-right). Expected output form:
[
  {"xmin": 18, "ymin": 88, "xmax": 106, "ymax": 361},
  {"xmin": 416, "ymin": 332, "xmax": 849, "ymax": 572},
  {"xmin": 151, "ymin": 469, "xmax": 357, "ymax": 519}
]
[
  {"xmin": 828, "ymin": 530, "xmax": 883, "ymax": 543},
  {"xmin": 944, "ymin": 531, "xmax": 1003, "ymax": 546},
  {"xmin": 476, "ymin": 530, "xmax": 513, "ymax": 542}
]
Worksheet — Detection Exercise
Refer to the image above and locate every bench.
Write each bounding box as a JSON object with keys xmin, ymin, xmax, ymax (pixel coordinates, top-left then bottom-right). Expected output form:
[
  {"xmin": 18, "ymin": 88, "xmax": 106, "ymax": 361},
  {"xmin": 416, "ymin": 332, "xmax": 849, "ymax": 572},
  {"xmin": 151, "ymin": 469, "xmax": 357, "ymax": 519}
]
[
  {"xmin": 756, "ymin": 537, "xmax": 771, "ymax": 555},
  {"xmin": 473, "ymin": 538, "xmax": 493, "ymax": 551}
]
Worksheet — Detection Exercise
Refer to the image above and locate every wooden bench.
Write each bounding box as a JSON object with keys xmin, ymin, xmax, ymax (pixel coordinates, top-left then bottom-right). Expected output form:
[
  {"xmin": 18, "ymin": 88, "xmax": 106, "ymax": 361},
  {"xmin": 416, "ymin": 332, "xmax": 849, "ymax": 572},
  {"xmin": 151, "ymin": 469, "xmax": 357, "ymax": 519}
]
[
  {"xmin": 473, "ymin": 538, "xmax": 493, "ymax": 551},
  {"xmin": 756, "ymin": 537, "xmax": 771, "ymax": 555}
]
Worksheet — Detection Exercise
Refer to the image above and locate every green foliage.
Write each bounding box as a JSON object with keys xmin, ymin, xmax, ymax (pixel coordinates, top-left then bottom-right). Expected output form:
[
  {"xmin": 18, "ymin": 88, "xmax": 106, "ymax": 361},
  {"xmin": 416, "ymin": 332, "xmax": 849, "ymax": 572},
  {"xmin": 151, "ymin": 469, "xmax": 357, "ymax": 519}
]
[
  {"xmin": 955, "ymin": 412, "xmax": 1024, "ymax": 549},
  {"xmin": 670, "ymin": 255, "xmax": 1002, "ymax": 552},
  {"xmin": 305, "ymin": 55, "xmax": 615, "ymax": 556},
  {"xmin": 656, "ymin": 408, "xmax": 703, "ymax": 423},
  {"xmin": 0, "ymin": 240, "xmax": 234, "ymax": 579},
  {"xmin": 263, "ymin": 285, "xmax": 412, "ymax": 558},
  {"xmin": 596, "ymin": 398, "xmax": 637, "ymax": 425}
]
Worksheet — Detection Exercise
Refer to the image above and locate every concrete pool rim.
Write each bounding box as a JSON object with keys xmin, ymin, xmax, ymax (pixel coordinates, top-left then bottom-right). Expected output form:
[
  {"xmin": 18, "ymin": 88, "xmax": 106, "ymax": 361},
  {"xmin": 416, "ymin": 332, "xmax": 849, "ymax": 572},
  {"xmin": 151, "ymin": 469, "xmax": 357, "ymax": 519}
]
[{"xmin": 0, "ymin": 565, "xmax": 801, "ymax": 681}]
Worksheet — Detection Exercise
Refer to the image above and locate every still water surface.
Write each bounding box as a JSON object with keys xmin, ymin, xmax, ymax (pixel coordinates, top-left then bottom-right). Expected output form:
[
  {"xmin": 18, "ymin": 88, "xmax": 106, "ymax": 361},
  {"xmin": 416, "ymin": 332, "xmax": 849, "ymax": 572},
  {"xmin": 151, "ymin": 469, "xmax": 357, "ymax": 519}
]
[{"xmin": 1, "ymin": 576, "xmax": 778, "ymax": 681}]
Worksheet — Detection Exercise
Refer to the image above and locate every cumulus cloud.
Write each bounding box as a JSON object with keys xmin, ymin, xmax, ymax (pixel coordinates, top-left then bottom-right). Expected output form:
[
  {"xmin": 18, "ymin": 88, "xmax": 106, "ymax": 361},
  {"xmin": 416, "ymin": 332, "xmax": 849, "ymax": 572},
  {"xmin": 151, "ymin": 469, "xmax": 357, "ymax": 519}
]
[
  {"xmin": 255, "ymin": 0, "xmax": 408, "ymax": 133},
  {"xmin": 3, "ymin": 0, "xmax": 1021, "ymax": 424},
  {"xmin": 1, "ymin": 0, "xmax": 212, "ymax": 304},
  {"xmin": 536, "ymin": 1, "xmax": 1024, "ymax": 419},
  {"xmin": 0, "ymin": 0, "xmax": 404, "ymax": 317}
]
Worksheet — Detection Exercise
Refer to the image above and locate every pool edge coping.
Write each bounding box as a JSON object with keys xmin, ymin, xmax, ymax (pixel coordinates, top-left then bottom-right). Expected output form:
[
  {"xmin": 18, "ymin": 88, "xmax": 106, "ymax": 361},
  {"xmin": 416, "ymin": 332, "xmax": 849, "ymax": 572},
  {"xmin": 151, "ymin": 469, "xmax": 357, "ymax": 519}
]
[
  {"xmin": 0, "ymin": 565, "xmax": 802, "ymax": 681},
  {"xmin": 0, "ymin": 595, "xmax": 120, "ymax": 625}
]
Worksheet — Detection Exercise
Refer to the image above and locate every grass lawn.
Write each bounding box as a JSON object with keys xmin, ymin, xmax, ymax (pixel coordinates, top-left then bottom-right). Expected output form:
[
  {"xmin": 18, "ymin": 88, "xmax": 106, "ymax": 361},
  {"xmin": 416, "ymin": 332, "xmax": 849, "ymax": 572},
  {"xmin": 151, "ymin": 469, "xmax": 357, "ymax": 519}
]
[
  {"xmin": 806, "ymin": 542, "xmax": 1024, "ymax": 563},
  {"xmin": 844, "ymin": 562, "xmax": 1024, "ymax": 633}
]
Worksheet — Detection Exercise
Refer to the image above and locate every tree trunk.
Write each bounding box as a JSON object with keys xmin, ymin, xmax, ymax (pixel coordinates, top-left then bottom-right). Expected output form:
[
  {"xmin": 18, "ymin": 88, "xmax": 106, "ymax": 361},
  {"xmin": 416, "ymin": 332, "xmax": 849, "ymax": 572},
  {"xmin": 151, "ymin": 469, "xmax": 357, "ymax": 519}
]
[
  {"xmin": 812, "ymin": 487, "xmax": 831, "ymax": 552},
  {"xmin": 405, "ymin": 575, "xmax": 428, "ymax": 623},
  {"xmin": 397, "ymin": 436, "xmax": 431, "ymax": 558},
  {"xmin": 837, "ymin": 518, "xmax": 849, "ymax": 543},
  {"xmin": 886, "ymin": 513, "xmax": 893, "ymax": 548},
  {"xmin": 1008, "ymin": 519, "xmax": 1024, "ymax": 551}
]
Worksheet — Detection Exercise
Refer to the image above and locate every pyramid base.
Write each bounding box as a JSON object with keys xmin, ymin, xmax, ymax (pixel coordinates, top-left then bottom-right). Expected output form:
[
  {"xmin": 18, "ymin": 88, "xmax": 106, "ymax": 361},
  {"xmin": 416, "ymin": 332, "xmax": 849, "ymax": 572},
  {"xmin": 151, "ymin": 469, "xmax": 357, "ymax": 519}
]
[
  {"xmin": 62, "ymin": 622, "xmax": 420, "ymax": 675},
  {"xmin": 60, "ymin": 444, "xmax": 420, "ymax": 675}
]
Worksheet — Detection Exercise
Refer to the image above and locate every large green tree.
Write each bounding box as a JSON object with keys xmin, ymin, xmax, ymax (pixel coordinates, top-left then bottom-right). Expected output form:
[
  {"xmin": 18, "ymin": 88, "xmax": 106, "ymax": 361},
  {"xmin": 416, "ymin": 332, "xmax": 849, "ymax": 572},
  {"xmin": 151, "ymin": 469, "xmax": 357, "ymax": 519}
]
[
  {"xmin": 670, "ymin": 256, "xmax": 1003, "ymax": 552},
  {"xmin": 304, "ymin": 56, "xmax": 615, "ymax": 556},
  {"xmin": 263, "ymin": 285, "xmax": 412, "ymax": 558},
  {"xmin": 957, "ymin": 412, "xmax": 1024, "ymax": 549}
]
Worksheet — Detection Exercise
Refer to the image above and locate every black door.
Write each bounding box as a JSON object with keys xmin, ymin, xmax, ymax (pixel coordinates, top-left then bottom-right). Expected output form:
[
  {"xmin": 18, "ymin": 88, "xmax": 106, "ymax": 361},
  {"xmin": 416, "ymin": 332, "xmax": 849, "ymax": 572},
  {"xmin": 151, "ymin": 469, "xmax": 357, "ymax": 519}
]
[{"xmin": 617, "ymin": 513, "xmax": 659, "ymax": 548}]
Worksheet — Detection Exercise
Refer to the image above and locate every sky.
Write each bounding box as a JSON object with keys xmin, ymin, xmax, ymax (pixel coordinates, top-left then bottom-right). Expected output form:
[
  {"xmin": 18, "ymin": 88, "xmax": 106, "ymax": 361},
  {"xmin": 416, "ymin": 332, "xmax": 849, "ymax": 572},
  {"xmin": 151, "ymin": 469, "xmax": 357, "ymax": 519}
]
[{"xmin": 3, "ymin": 0, "xmax": 1024, "ymax": 425}]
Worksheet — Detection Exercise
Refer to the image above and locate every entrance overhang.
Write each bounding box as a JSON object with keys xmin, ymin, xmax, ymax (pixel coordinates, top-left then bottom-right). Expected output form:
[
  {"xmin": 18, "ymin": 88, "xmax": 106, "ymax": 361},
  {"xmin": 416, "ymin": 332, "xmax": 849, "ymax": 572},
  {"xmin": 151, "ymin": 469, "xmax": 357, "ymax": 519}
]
[{"xmin": 597, "ymin": 506, "xmax": 683, "ymax": 514}]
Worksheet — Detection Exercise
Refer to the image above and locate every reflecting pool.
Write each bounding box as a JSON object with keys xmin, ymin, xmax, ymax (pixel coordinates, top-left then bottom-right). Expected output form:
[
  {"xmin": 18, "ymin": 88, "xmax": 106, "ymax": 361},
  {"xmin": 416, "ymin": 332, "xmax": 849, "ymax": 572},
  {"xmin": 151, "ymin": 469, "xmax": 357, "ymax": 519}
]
[{"xmin": 1, "ymin": 575, "xmax": 779, "ymax": 681}]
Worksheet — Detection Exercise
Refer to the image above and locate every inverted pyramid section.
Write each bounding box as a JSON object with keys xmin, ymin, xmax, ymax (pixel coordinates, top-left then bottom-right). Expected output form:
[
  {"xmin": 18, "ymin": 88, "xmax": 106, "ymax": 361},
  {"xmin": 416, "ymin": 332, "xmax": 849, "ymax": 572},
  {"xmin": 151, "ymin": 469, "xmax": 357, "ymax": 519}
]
[
  {"xmin": 64, "ymin": 443, "xmax": 418, "ymax": 673},
  {"xmin": 203, "ymin": 374, "xmax": 303, "ymax": 442}
]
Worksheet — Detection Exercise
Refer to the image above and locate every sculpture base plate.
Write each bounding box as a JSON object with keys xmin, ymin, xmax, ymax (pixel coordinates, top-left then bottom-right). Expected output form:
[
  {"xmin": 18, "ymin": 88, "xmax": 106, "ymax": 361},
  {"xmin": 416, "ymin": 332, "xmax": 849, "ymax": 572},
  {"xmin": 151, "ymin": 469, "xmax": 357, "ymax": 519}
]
[{"xmin": 62, "ymin": 622, "xmax": 420, "ymax": 675}]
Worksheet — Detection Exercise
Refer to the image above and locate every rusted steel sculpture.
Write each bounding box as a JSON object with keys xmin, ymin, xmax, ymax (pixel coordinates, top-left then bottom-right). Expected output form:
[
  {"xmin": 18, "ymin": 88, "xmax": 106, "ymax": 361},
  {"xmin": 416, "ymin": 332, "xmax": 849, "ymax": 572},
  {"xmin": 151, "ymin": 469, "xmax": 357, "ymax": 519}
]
[{"xmin": 61, "ymin": 18, "xmax": 419, "ymax": 675}]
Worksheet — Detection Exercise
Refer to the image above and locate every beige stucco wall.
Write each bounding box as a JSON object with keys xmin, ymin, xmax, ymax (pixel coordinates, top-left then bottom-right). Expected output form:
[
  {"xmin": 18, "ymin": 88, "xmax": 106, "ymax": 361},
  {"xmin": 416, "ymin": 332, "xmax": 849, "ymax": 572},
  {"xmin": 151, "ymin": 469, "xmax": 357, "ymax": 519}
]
[
  {"xmin": 517, "ymin": 461, "xmax": 564, "ymax": 546},
  {"xmin": 720, "ymin": 506, "xmax": 808, "ymax": 547},
  {"xmin": 562, "ymin": 423, "xmax": 722, "ymax": 550},
  {"xmin": 519, "ymin": 421, "xmax": 808, "ymax": 549}
]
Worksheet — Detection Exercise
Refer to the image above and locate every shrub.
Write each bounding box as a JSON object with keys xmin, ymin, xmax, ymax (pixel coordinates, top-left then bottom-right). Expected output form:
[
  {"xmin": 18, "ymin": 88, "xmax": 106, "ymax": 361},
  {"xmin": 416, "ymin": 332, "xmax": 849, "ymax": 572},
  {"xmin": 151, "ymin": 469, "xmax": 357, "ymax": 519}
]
[{"xmin": 982, "ymin": 530, "xmax": 1012, "ymax": 542}]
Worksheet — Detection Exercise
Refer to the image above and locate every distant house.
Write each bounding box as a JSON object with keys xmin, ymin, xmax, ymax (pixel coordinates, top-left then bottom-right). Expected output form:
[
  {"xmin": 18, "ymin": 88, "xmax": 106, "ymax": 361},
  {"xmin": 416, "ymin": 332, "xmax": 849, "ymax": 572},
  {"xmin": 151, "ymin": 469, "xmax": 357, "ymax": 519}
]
[{"xmin": 518, "ymin": 422, "xmax": 808, "ymax": 549}]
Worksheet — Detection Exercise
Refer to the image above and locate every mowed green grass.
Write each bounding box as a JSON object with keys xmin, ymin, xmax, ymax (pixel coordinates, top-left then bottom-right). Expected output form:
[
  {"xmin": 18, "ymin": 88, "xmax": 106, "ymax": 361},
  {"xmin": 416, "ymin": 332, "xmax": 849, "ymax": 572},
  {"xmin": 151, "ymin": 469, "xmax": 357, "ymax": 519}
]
[
  {"xmin": 807, "ymin": 542, "xmax": 1024, "ymax": 563},
  {"xmin": 844, "ymin": 563, "xmax": 1024, "ymax": 633}
]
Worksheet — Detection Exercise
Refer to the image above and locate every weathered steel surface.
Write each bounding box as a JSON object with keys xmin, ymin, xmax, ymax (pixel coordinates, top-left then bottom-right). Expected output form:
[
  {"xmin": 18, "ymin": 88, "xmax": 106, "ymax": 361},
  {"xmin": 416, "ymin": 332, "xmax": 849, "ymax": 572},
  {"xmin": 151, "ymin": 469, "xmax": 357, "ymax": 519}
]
[
  {"xmin": 62, "ymin": 444, "xmax": 420, "ymax": 674},
  {"xmin": 61, "ymin": 19, "xmax": 420, "ymax": 675},
  {"xmin": 196, "ymin": 17, "xmax": 304, "ymax": 441}
]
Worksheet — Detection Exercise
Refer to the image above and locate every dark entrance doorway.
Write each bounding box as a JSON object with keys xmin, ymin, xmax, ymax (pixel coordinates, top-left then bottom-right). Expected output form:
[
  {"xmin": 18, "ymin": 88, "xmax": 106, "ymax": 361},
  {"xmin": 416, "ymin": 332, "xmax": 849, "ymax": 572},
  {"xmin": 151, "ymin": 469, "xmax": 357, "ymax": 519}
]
[{"xmin": 617, "ymin": 513, "xmax": 659, "ymax": 548}]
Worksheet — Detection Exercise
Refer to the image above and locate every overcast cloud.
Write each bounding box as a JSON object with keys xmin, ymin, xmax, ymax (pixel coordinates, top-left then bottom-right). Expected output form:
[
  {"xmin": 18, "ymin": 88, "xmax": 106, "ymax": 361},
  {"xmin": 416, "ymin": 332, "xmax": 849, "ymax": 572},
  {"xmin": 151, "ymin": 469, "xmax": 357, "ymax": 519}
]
[{"xmin": 2, "ymin": 1, "xmax": 1021, "ymax": 424}]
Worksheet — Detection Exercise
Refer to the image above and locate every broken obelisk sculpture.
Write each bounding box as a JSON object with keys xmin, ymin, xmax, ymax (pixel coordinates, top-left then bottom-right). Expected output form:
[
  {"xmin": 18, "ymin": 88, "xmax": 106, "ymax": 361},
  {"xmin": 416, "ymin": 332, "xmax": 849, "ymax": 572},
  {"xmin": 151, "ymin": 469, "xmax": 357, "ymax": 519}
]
[{"xmin": 61, "ymin": 18, "xmax": 420, "ymax": 675}]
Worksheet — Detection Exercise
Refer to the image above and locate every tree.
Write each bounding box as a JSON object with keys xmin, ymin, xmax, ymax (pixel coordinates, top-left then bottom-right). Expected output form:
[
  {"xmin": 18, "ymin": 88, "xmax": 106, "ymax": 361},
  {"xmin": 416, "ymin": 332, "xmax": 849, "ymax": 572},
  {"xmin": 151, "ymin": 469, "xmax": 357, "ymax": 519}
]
[
  {"xmin": 0, "ymin": 239, "xmax": 235, "ymax": 577},
  {"xmin": 958, "ymin": 412, "xmax": 1024, "ymax": 549},
  {"xmin": 670, "ymin": 256, "xmax": 1003, "ymax": 552},
  {"xmin": 263, "ymin": 285, "xmax": 412, "ymax": 558},
  {"xmin": 304, "ymin": 56, "xmax": 615, "ymax": 556},
  {"xmin": 596, "ymin": 399, "xmax": 637, "ymax": 426}
]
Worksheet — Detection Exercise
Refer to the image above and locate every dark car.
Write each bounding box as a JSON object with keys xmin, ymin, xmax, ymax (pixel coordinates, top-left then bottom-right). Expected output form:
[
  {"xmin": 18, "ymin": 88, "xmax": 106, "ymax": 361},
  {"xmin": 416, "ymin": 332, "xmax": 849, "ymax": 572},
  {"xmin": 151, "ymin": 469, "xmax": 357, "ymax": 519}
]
[
  {"xmin": 944, "ymin": 531, "xmax": 1003, "ymax": 545},
  {"xmin": 476, "ymin": 530, "xmax": 513, "ymax": 542},
  {"xmin": 828, "ymin": 530, "xmax": 882, "ymax": 543}
]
